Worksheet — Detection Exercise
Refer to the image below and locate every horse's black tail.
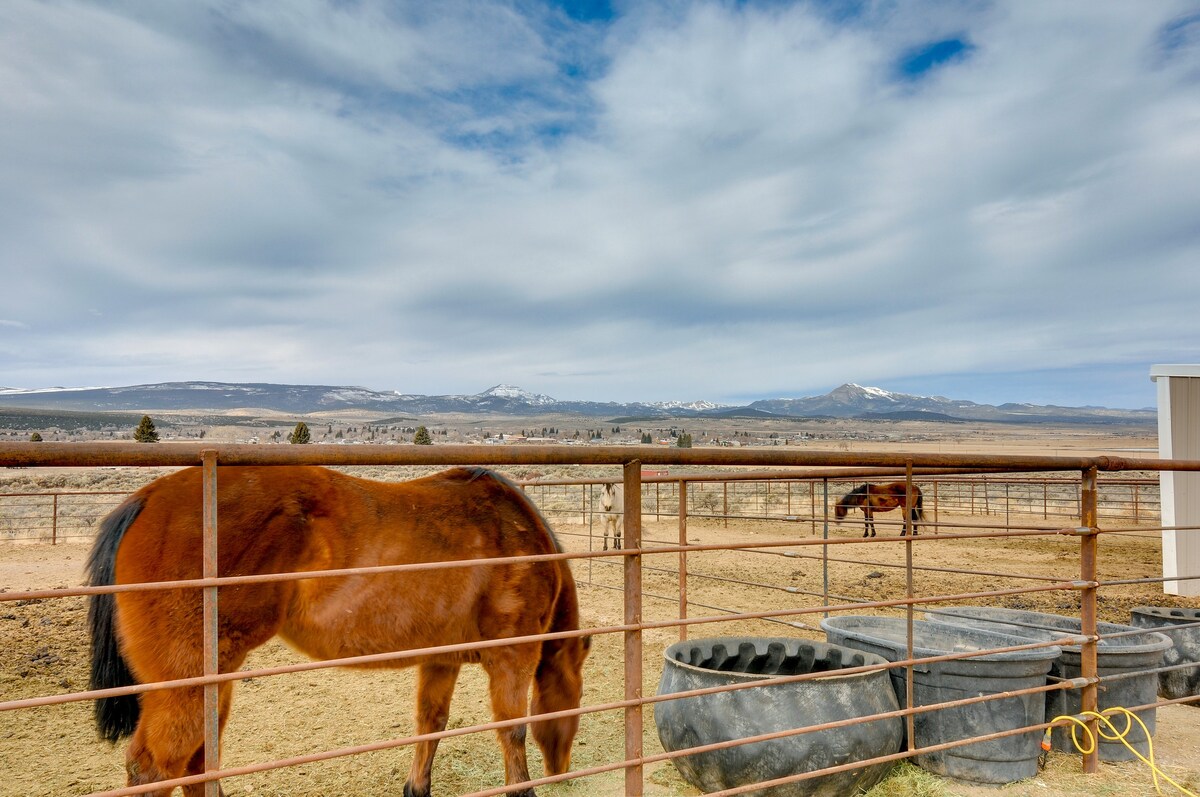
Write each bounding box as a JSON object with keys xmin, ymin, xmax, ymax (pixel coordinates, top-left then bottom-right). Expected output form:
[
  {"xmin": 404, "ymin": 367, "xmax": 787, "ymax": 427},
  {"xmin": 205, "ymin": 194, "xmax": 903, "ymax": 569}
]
[
  {"xmin": 911, "ymin": 490, "xmax": 926, "ymax": 529},
  {"xmin": 87, "ymin": 497, "xmax": 144, "ymax": 742}
]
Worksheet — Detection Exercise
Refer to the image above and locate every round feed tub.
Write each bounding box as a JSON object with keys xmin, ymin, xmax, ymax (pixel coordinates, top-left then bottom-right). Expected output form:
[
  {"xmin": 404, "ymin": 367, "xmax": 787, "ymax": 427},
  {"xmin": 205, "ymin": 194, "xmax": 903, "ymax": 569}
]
[
  {"xmin": 654, "ymin": 637, "xmax": 902, "ymax": 797},
  {"xmin": 820, "ymin": 615, "xmax": 1059, "ymax": 785},
  {"xmin": 925, "ymin": 606, "xmax": 1171, "ymax": 761},
  {"xmin": 1130, "ymin": 607, "xmax": 1200, "ymax": 702}
]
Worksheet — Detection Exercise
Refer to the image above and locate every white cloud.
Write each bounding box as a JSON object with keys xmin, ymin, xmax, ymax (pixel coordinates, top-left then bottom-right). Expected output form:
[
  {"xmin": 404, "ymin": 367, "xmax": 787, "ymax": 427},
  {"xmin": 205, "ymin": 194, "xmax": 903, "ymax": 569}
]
[{"xmin": 1, "ymin": 1, "xmax": 1197, "ymax": 406}]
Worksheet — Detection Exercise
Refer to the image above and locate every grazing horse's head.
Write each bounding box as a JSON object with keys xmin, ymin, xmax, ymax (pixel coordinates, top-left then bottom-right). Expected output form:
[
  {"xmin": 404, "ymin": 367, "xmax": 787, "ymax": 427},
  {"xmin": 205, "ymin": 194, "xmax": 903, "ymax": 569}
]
[
  {"xmin": 833, "ymin": 501, "xmax": 848, "ymax": 521},
  {"xmin": 532, "ymin": 634, "xmax": 592, "ymax": 774}
]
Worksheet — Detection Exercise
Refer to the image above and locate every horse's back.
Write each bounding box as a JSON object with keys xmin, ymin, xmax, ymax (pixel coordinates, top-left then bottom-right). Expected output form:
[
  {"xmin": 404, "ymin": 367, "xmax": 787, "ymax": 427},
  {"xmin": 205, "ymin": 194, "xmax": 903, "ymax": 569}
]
[
  {"xmin": 115, "ymin": 465, "xmax": 561, "ymax": 573},
  {"xmin": 110, "ymin": 466, "xmax": 569, "ymax": 672}
]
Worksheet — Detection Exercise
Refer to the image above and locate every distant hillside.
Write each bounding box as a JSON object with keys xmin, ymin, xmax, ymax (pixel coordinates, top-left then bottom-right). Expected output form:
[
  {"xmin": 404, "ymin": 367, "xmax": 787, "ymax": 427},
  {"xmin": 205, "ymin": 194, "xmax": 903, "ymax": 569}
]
[
  {"xmin": 0, "ymin": 406, "xmax": 151, "ymax": 432},
  {"xmin": 0, "ymin": 381, "xmax": 1156, "ymax": 425}
]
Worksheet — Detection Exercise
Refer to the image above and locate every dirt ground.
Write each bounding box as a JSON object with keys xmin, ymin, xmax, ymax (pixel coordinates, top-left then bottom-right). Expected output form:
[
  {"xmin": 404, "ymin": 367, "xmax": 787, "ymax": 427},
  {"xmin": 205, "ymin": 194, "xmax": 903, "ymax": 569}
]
[{"xmin": 4, "ymin": 465, "xmax": 1200, "ymax": 796}]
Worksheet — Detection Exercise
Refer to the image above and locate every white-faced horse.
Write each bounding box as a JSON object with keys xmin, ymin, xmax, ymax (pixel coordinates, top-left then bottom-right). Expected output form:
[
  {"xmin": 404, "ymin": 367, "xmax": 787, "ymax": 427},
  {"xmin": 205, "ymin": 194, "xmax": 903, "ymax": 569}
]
[{"xmin": 600, "ymin": 483, "xmax": 623, "ymax": 550}]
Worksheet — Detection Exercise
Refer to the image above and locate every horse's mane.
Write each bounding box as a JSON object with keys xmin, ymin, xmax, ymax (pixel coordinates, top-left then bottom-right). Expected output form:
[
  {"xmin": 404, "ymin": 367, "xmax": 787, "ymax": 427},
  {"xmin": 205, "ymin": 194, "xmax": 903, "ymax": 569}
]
[{"xmin": 837, "ymin": 483, "xmax": 870, "ymax": 505}]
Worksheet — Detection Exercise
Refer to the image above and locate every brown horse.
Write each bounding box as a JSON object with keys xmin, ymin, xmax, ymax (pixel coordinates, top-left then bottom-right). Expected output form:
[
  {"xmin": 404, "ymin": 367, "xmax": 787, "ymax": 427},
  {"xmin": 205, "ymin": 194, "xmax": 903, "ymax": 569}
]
[
  {"xmin": 833, "ymin": 482, "xmax": 925, "ymax": 537},
  {"xmin": 87, "ymin": 466, "xmax": 590, "ymax": 797}
]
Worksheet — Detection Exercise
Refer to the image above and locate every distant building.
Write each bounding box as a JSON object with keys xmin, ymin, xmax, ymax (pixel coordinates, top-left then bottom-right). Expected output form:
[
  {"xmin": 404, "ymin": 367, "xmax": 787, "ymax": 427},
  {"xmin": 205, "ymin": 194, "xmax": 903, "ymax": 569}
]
[{"xmin": 1152, "ymin": 364, "xmax": 1200, "ymax": 596}]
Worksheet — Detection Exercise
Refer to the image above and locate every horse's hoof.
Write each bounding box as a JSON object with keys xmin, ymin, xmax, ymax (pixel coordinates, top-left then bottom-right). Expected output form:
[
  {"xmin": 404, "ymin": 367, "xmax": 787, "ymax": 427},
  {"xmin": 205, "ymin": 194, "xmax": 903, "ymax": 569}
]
[{"xmin": 403, "ymin": 783, "xmax": 431, "ymax": 797}]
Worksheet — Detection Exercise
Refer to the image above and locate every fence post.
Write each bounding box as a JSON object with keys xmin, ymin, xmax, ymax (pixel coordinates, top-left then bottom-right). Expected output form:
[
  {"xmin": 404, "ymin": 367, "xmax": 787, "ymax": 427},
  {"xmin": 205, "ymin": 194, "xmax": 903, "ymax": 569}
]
[
  {"xmin": 933, "ymin": 480, "xmax": 939, "ymax": 531},
  {"xmin": 51, "ymin": 494, "xmax": 58, "ymax": 545},
  {"xmin": 586, "ymin": 484, "xmax": 593, "ymax": 586},
  {"xmin": 623, "ymin": 461, "xmax": 644, "ymax": 796},
  {"xmin": 678, "ymin": 480, "xmax": 688, "ymax": 641},
  {"xmin": 1079, "ymin": 466, "xmax": 1100, "ymax": 775},
  {"xmin": 1005, "ymin": 483, "xmax": 1010, "ymax": 529},
  {"xmin": 201, "ymin": 450, "xmax": 221, "ymax": 797},
  {"xmin": 904, "ymin": 461, "xmax": 916, "ymax": 751},
  {"xmin": 822, "ymin": 478, "xmax": 829, "ymax": 613},
  {"xmin": 810, "ymin": 481, "xmax": 817, "ymax": 535}
]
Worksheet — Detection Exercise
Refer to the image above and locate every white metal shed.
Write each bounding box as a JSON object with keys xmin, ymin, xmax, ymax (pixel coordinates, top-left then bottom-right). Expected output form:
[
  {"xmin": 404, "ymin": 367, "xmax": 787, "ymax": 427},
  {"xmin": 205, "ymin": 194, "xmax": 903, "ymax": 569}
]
[{"xmin": 1151, "ymin": 364, "xmax": 1200, "ymax": 596}]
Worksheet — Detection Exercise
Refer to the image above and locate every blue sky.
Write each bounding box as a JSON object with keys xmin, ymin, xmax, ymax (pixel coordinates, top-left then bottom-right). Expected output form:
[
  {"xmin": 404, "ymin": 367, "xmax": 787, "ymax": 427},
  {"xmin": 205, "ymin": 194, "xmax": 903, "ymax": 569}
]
[{"xmin": 2, "ymin": 1, "xmax": 1198, "ymax": 409}]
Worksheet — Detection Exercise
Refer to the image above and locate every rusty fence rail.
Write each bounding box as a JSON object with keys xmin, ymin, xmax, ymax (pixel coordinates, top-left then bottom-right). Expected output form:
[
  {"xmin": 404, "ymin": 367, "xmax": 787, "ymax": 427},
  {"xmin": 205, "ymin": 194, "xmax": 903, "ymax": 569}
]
[
  {"xmin": 1, "ymin": 442, "xmax": 1199, "ymax": 797},
  {"xmin": 0, "ymin": 476, "xmax": 1160, "ymax": 544}
]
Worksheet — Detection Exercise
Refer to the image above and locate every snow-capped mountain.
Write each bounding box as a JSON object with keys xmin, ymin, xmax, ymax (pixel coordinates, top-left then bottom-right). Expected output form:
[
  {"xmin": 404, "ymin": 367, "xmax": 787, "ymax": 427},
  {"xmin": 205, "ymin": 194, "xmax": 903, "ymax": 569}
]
[
  {"xmin": 749, "ymin": 383, "xmax": 1152, "ymax": 423},
  {"xmin": 648, "ymin": 399, "xmax": 725, "ymax": 411},
  {"xmin": 751, "ymin": 383, "xmax": 963, "ymax": 416},
  {"xmin": 0, "ymin": 381, "xmax": 1154, "ymax": 424}
]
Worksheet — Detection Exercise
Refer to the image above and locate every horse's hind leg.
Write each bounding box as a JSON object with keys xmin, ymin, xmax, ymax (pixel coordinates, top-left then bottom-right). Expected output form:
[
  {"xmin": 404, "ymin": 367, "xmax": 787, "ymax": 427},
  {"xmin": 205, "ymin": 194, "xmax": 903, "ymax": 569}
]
[
  {"xmin": 181, "ymin": 682, "xmax": 234, "ymax": 797},
  {"xmin": 126, "ymin": 681, "xmax": 235, "ymax": 797},
  {"xmin": 482, "ymin": 645, "xmax": 540, "ymax": 796},
  {"xmin": 404, "ymin": 661, "xmax": 462, "ymax": 797},
  {"xmin": 124, "ymin": 687, "xmax": 208, "ymax": 797}
]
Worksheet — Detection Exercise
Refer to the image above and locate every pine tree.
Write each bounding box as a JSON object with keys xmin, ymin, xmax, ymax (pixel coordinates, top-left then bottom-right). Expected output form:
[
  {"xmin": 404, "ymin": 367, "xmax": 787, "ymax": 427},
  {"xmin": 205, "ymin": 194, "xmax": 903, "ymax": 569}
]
[
  {"xmin": 29, "ymin": 432, "xmax": 43, "ymax": 442},
  {"xmin": 413, "ymin": 426, "xmax": 433, "ymax": 445},
  {"xmin": 676, "ymin": 432, "xmax": 693, "ymax": 448},
  {"xmin": 133, "ymin": 415, "xmax": 160, "ymax": 443},
  {"xmin": 288, "ymin": 422, "xmax": 311, "ymax": 444}
]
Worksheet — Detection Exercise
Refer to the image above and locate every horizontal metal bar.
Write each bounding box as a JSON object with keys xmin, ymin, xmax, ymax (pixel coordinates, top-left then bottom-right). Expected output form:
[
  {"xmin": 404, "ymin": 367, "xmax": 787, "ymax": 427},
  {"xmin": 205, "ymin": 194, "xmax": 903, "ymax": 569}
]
[{"xmin": 2, "ymin": 440, "xmax": 1195, "ymax": 471}]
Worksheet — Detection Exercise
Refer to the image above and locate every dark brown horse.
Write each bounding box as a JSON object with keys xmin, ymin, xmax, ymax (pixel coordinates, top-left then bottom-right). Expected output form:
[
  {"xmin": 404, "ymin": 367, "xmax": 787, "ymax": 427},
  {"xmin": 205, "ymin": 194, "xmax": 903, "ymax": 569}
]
[
  {"xmin": 88, "ymin": 466, "xmax": 590, "ymax": 797},
  {"xmin": 834, "ymin": 482, "xmax": 925, "ymax": 537}
]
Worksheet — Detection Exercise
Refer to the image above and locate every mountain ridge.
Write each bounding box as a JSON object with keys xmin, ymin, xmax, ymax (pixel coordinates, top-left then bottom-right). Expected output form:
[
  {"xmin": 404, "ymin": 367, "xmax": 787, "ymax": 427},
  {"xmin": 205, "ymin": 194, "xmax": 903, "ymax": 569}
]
[{"xmin": 0, "ymin": 381, "xmax": 1155, "ymax": 425}]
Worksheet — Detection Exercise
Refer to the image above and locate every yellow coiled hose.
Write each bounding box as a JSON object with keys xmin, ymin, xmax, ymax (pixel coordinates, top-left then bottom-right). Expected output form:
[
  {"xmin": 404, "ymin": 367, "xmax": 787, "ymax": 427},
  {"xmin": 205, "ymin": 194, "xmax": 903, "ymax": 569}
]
[{"xmin": 1046, "ymin": 707, "xmax": 1197, "ymax": 796}]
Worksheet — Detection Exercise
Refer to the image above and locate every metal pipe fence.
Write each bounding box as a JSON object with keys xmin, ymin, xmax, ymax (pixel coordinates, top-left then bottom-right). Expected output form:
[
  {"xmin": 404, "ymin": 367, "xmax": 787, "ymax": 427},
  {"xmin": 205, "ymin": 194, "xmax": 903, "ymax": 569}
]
[
  {"xmin": 0, "ymin": 476, "xmax": 1162, "ymax": 544},
  {"xmin": 0, "ymin": 490, "xmax": 128, "ymax": 543},
  {"xmin": 1, "ymin": 441, "xmax": 1199, "ymax": 797},
  {"xmin": 526, "ymin": 473, "xmax": 1162, "ymax": 537}
]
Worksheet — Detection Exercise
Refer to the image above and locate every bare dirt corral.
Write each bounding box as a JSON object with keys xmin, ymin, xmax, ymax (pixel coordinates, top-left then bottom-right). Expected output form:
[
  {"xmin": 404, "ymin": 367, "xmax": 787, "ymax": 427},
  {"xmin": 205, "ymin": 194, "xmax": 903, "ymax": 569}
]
[{"xmin": 4, "ymin": 452, "xmax": 1200, "ymax": 796}]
